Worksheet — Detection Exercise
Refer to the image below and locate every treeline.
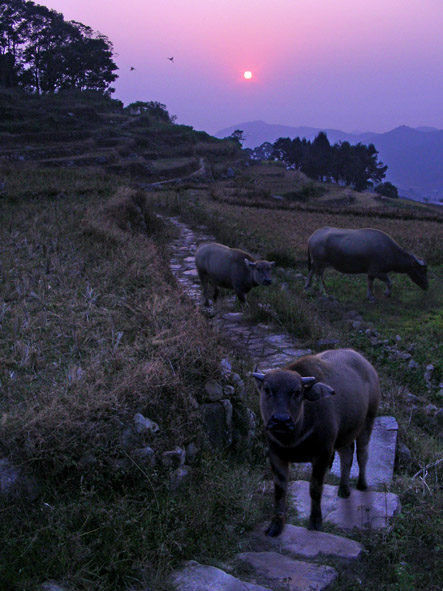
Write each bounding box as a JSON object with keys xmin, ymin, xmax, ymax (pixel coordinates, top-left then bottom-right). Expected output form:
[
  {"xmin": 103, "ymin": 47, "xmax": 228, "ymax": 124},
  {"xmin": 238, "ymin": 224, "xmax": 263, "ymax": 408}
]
[
  {"xmin": 250, "ymin": 132, "xmax": 390, "ymax": 192},
  {"xmin": 0, "ymin": 0, "xmax": 118, "ymax": 94}
]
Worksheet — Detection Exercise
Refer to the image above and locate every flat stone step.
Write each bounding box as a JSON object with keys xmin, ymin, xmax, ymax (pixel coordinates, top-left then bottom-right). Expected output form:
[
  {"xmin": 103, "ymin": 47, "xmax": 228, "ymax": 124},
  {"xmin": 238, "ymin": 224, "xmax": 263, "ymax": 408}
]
[
  {"xmin": 331, "ymin": 416, "xmax": 398, "ymax": 486},
  {"xmin": 171, "ymin": 560, "xmax": 271, "ymax": 590},
  {"xmin": 237, "ymin": 551, "xmax": 337, "ymax": 591},
  {"xmin": 288, "ymin": 480, "xmax": 401, "ymax": 530},
  {"xmin": 251, "ymin": 523, "xmax": 363, "ymax": 560}
]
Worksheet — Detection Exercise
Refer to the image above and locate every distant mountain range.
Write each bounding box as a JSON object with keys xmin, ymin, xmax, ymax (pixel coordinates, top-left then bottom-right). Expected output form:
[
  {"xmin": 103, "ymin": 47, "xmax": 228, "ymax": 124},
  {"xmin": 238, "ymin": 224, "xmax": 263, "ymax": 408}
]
[{"xmin": 215, "ymin": 121, "xmax": 443, "ymax": 202}]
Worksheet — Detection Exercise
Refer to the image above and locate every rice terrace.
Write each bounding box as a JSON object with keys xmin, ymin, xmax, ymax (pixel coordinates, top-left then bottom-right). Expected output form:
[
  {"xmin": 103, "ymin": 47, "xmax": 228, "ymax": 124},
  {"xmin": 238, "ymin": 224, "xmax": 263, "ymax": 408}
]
[{"xmin": 1, "ymin": 88, "xmax": 442, "ymax": 591}]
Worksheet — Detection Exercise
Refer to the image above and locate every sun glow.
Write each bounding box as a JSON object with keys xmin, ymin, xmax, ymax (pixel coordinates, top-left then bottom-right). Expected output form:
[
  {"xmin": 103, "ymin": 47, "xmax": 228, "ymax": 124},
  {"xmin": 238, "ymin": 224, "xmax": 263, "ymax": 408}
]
[{"xmin": 243, "ymin": 70, "xmax": 252, "ymax": 80}]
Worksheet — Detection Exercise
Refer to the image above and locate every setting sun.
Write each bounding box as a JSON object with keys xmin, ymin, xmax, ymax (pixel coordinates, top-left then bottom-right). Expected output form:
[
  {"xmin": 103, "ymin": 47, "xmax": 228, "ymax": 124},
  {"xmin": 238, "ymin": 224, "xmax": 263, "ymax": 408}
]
[{"xmin": 243, "ymin": 70, "xmax": 252, "ymax": 80}]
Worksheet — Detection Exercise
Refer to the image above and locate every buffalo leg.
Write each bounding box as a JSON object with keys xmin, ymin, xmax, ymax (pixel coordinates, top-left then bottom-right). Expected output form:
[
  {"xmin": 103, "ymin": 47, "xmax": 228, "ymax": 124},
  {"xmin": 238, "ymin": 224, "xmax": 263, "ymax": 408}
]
[
  {"xmin": 356, "ymin": 416, "xmax": 375, "ymax": 490},
  {"xmin": 266, "ymin": 453, "xmax": 289, "ymax": 537},
  {"xmin": 304, "ymin": 269, "xmax": 314, "ymax": 289},
  {"xmin": 337, "ymin": 442, "xmax": 355, "ymax": 498},
  {"xmin": 199, "ymin": 275, "xmax": 211, "ymax": 306},
  {"xmin": 309, "ymin": 458, "xmax": 330, "ymax": 530},
  {"xmin": 212, "ymin": 285, "xmax": 220, "ymax": 302}
]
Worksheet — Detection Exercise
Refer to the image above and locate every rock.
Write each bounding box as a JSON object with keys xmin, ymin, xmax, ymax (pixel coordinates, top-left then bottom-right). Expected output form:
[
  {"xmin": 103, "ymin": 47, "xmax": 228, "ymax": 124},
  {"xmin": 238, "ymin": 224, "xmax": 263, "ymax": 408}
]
[
  {"xmin": 395, "ymin": 335, "xmax": 402, "ymax": 342},
  {"xmin": 396, "ymin": 443, "xmax": 412, "ymax": 466},
  {"xmin": 204, "ymin": 379, "xmax": 224, "ymax": 402},
  {"xmin": 408, "ymin": 359, "xmax": 419, "ymax": 370},
  {"xmin": 0, "ymin": 458, "xmax": 38, "ymax": 500},
  {"xmin": 424, "ymin": 364, "xmax": 434, "ymax": 385},
  {"xmin": 220, "ymin": 358, "xmax": 232, "ymax": 377},
  {"xmin": 238, "ymin": 551, "xmax": 337, "ymax": 591},
  {"xmin": 331, "ymin": 416, "xmax": 398, "ymax": 487},
  {"xmin": 185, "ymin": 441, "xmax": 199, "ymax": 464},
  {"xmin": 226, "ymin": 167, "xmax": 235, "ymax": 178},
  {"xmin": 170, "ymin": 465, "xmax": 192, "ymax": 490},
  {"xmin": 162, "ymin": 447, "xmax": 186, "ymax": 468},
  {"xmin": 172, "ymin": 560, "xmax": 271, "ymax": 590},
  {"xmin": 200, "ymin": 400, "xmax": 233, "ymax": 449},
  {"xmin": 288, "ymin": 480, "xmax": 401, "ymax": 530},
  {"xmin": 41, "ymin": 582, "xmax": 68, "ymax": 591},
  {"xmin": 254, "ymin": 523, "xmax": 363, "ymax": 560},
  {"xmin": 223, "ymin": 385, "xmax": 235, "ymax": 397},
  {"xmin": 406, "ymin": 392, "xmax": 419, "ymax": 404},
  {"xmin": 133, "ymin": 413, "xmax": 159, "ymax": 434},
  {"xmin": 352, "ymin": 321, "xmax": 362, "ymax": 330},
  {"xmin": 425, "ymin": 404, "xmax": 438, "ymax": 416},
  {"xmin": 132, "ymin": 446, "xmax": 156, "ymax": 466}
]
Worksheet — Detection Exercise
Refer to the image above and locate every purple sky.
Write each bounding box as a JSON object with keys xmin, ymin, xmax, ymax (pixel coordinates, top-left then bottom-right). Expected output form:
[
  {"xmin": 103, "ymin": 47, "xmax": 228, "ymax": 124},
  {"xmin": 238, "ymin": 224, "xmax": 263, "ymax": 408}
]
[{"xmin": 39, "ymin": 0, "xmax": 443, "ymax": 135}]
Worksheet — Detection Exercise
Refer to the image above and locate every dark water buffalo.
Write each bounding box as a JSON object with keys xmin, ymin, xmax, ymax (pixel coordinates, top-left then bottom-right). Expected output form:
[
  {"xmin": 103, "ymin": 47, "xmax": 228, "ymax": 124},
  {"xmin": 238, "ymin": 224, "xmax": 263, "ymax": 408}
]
[
  {"xmin": 195, "ymin": 242, "xmax": 274, "ymax": 305},
  {"xmin": 304, "ymin": 226, "xmax": 428, "ymax": 300},
  {"xmin": 253, "ymin": 348, "xmax": 380, "ymax": 537}
]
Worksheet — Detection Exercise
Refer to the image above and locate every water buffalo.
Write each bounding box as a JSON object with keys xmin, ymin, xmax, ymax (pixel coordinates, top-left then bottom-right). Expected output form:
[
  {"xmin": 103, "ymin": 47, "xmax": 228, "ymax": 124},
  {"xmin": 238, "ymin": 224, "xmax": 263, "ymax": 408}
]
[
  {"xmin": 304, "ymin": 226, "xmax": 428, "ymax": 300},
  {"xmin": 253, "ymin": 348, "xmax": 380, "ymax": 537},
  {"xmin": 195, "ymin": 242, "xmax": 274, "ymax": 305}
]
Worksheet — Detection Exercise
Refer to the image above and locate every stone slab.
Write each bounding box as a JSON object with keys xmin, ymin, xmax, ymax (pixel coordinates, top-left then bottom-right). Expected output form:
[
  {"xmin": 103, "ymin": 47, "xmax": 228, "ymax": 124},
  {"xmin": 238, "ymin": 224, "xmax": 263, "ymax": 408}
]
[
  {"xmin": 288, "ymin": 480, "xmax": 401, "ymax": 530},
  {"xmin": 331, "ymin": 416, "xmax": 398, "ymax": 486},
  {"xmin": 253, "ymin": 523, "xmax": 363, "ymax": 560},
  {"xmin": 237, "ymin": 551, "xmax": 337, "ymax": 591},
  {"xmin": 172, "ymin": 561, "xmax": 271, "ymax": 591}
]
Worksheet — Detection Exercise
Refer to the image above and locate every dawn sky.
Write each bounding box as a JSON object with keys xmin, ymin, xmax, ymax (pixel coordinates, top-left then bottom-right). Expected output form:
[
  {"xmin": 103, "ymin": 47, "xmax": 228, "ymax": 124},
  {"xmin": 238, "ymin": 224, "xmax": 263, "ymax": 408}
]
[{"xmin": 39, "ymin": 0, "xmax": 442, "ymax": 135}]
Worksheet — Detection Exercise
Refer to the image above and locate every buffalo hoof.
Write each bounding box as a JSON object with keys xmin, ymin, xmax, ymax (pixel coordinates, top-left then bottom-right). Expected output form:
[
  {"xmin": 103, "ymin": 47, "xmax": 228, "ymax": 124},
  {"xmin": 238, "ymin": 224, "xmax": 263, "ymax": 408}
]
[
  {"xmin": 265, "ymin": 515, "xmax": 285, "ymax": 537},
  {"xmin": 356, "ymin": 480, "xmax": 368, "ymax": 491}
]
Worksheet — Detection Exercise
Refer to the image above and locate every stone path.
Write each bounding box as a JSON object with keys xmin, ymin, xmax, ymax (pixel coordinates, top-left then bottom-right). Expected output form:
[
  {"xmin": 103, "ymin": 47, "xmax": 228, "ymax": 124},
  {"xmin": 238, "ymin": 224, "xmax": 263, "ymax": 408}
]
[{"xmin": 165, "ymin": 215, "xmax": 401, "ymax": 591}]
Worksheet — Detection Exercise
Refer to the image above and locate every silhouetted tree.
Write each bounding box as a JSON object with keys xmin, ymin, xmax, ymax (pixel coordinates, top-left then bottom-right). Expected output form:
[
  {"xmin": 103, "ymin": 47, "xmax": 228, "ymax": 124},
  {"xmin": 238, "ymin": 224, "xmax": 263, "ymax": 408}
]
[
  {"xmin": 375, "ymin": 181, "xmax": 399, "ymax": 199},
  {"xmin": 0, "ymin": 0, "xmax": 118, "ymax": 94}
]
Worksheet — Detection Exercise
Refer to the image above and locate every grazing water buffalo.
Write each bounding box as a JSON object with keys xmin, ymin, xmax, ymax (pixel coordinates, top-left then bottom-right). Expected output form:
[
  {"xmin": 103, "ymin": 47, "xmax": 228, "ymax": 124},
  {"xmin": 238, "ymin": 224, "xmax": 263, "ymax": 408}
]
[
  {"xmin": 253, "ymin": 348, "xmax": 380, "ymax": 537},
  {"xmin": 195, "ymin": 242, "xmax": 274, "ymax": 305},
  {"xmin": 304, "ymin": 226, "xmax": 428, "ymax": 300}
]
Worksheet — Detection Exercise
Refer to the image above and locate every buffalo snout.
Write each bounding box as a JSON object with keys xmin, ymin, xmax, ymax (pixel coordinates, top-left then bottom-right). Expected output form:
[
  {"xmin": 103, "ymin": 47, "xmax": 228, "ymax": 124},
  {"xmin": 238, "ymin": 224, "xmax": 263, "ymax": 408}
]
[
  {"xmin": 263, "ymin": 278, "xmax": 272, "ymax": 286},
  {"xmin": 267, "ymin": 413, "xmax": 295, "ymax": 432}
]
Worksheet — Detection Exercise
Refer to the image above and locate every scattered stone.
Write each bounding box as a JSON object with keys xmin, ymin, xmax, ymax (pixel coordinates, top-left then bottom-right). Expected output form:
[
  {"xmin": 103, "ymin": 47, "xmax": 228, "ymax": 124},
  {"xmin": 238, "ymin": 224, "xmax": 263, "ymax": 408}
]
[
  {"xmin": 220, "ymin": 358, "xmax": 232, "ymax": 377},
  {"xmin": 424, "ymin": 364, "xmax": 434, "ymax": 385},
  {"xmin": 424, "ymin": 404, "xmax": 438, "ymax": 416},
  {"xmin": 200, "ymin": 401, "xmax": 233, "ymax": 449},
  {"xmin": 238, "ymin": 551, "xmax": 337, "ymax": 591},
  {"xmin": 395, "ymin": 335, "xmax": 402, "ymax": 342},
  {"xmin": 162, "ymin": 447, "xmax": 186, "ymax": 468},
  {"xmin": 204, "ymin": 379, "xmax": 224, "ymax": 401},
  {"xmin": 170, "ymin": 465, "xmax": 192, "ymax": 490},
  {"xmin": 172, "ymin": 560, "xmax": 271, "ymax": 591},
  {"xmin": 408, "ymin": 359, "xmax": 419, "ymax": 370},
  {"xmin": 406, "ymin": 392, "xmax": 419, "ymax": 404},
  {"xmin": 352, "ymin": 320, "xmax": 362, "ymax": 330},
  {"xmin": 41, "ymin": 582, "xmax": 68, "ymax": 591},
  {"xmin": 0, "ymin": 458, "xmax": 38, "ymax": 500},
  {"xmin": 288, "ymin": 480, "xmax": 401, "ymax": 530},
  {"xmin": 132, "ymin": 446, "xmax": 156, "ymax": 466},
  {"xmin": 185, "ymin": 441, "xmax": 199, "ymax": 464},
  {"xmin": 223, "ymin": 385, "xmax": 235, "ymax": 397},
  {"xmin": 133, "ymin": 413, "xmax": 159, "ymax": 434},
  {"xmin": 254, "ymin": 523, "xmax": 363, "ymax": 561},
  {"xmin": 396, "ymin": 443, "xmax": 412, "ymax": 467}
]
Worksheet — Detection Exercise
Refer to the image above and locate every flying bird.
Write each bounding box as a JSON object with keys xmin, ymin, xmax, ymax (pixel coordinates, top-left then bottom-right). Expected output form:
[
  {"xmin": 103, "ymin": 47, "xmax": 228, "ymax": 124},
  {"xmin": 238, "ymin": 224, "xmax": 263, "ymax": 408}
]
[
  {"xmin": 167, "ymin": 57, "xmax": 174, "ymax": 62},
  {"xmin": 130, "ymin": 66, "xmax": 135, "ymax": 71}
]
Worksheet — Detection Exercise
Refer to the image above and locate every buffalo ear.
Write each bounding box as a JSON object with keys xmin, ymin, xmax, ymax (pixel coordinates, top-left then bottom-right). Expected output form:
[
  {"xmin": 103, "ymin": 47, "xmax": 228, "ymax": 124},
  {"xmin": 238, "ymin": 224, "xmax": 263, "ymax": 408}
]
[
  {"xmin": 251, "ymin": 367, "xmax": 265, "ymax": 392},
  {"xmin": 270, "ymin": 261, "xmax": 275, "ymax": 267},
  {"xmin": 303, "ymin": 381, "xmax": 335, "ymax": 402}
]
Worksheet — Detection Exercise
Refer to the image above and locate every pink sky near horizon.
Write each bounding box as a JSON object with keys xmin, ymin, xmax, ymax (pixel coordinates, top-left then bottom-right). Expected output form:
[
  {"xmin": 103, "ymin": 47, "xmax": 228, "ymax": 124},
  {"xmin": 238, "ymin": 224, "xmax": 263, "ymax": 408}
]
[{"xmin": 38, "ymin": 0, "xmax": 443, "ymax": 135}]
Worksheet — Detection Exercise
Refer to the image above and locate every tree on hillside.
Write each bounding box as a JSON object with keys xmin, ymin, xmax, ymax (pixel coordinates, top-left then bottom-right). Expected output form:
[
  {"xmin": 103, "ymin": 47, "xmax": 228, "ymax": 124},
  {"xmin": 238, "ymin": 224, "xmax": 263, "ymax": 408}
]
[
  {"xmin": 271, "ymin": 133, "xmax": 388, "ymax": 192},
  {"xmin": 124, "ymin": 100, "xmax": 176, "ymax": 123},
  {"xmin": 226, "ymin": 129, "xmax": 246, "ymax": 145},
  {"xmin": 0, "ymin": 0, "xmax": 118, "ymax": 94}
]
